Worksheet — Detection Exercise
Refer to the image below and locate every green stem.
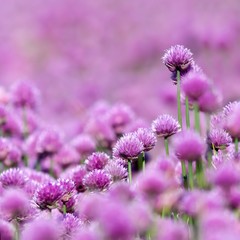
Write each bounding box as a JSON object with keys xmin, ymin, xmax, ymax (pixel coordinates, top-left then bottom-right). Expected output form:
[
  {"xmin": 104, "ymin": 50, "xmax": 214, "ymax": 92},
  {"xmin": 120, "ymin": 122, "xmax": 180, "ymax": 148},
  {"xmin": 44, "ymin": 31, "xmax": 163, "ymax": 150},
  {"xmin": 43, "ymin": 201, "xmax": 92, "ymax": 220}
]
[
  {"xmin": 194, "ymin": 104, "xmax": 201, "ymax": 133},
  {"xmin": 235, "ymin": 138, "xmax": 239, "ymax": 153},
  {"xmin": 177, "ymin": 70, "xmax": 182, "ymax": 127},
  {"xmin": 23, "ymin": 154, "xmax": 28, "ymax": 167},
  {"xmin": 22, "ymin": 107, "xmax": 29, "ymax": 139},
  {"xmin": 185, "ymin": 96, "xmax": 190, "ymax": 128},
  {"xmin": 50, "ymin": 159, "xmax": 54, "ymax": 178},
  {"xmin": 181, "ymin": 160, "xmax": 188, "ymax": 189},
  {"xmin": 196, "ymin": 159, "xmax": 205, "ymax": 188},
  {"xmin": 212, "ymin": 143, "xmax": 217, "ymax": 155},
  {"xmin": 14, "ymin": 220, "xmax": 19, "ymax": 240},
  {"xmin": 164, "ymin": 138, "xmax": 169, "ymax": 156},
  {"xmin": 205, "ymin": 114, "xmax": 210, "ymax": 132},
  {"xmin": 63, "ymin": 204, "xmax": 67, "ymax": 214},
  {"xmin": 137, "ymin": 152, "xmax": 145, "ymax": 171},
  {"xmin": 128, "ymin": 160, "xmax": 132, "ymax": 183},
  {"xmin": 188, "ymin": 162, "xmax": 194, "ymax": 189}
]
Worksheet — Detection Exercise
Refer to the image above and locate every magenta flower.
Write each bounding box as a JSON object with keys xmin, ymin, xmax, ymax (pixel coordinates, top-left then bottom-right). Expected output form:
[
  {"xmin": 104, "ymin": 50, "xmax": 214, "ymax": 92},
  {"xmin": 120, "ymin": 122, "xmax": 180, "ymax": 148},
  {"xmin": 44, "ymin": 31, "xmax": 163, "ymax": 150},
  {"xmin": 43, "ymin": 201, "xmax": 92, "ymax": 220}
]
[
  {"xmin": 21, "ymin": 219, "xmax": 61, "ymax": 240},
  {"xmin": 34, "ymin": 182, "xmax": 64, "ymax": 210},
  {"xmin": 134, "ymin": 128, "xmax": 157, "ymax": 151},
  {"xmin": 107, "ymin": 103, "xmax": 135, "ymax": 134},
  {"xmin": 36, "ymin": 129, "xmax": 63, "ymax": 156},
  {"xmin": 208, "ymin": 128, "xmax": 232, "ymax": 150},
  {"xmin": 61, "ymin": 213, "xmax": 81, "ymax": 237},
  {"xmin": 71, "ymin": 134, "xmax": 96, "ymax": 156},
  {"xmin": 0, "ymin": 219, "xmax": 14, "ymax": 240},
  {"xmin": 182, "ymin": 71, "xmax": 210, "ymax": 102},
  {"xmin": 152, "ymin": 114, "xmax": 181, "ymax": 138},
  {"xmin": 0, "ymin": 168, "xmax": 27, "ymax": 188},
  {"xmin": 112, "ymin": 133, "xmax": 144, "ymax": 161},
  {"xmin": 173, "ymin": 130, "xmax": 205, "ymax": 162},
  {"xmin": 85, "ymin": 152, "xmax": 110, "ymax": 171},
  {"xmin": 198, "ymin": 89, "xmax": 222, "ymax": 114},
  {"xmin": 0, "ymin": 188, "xmax": 32, "ymax": 221},
  {"xmin": 0, "ymin": 138, "xmax": 10, "ymax": 161},
  {"xmin": 105, "ymin": 161, "xmax": 128, "ymax": 182},
  {"xmin": 83, "ymin": 169, "xmax": 111, "ymax": 191},
  {"xmin": 162, "ymin": 45, "xmax": 193, "ymax": 82},
  {"xmin": 210, "ymin": 163, "xmax": 240, "ymax": 189},
  {"xmin": 70, "ymin": 165, "xmax": 87, "ymax": 192},
  {"xmin": 10, "ymin": 81, "xmax": 40, "ymax": 110}
]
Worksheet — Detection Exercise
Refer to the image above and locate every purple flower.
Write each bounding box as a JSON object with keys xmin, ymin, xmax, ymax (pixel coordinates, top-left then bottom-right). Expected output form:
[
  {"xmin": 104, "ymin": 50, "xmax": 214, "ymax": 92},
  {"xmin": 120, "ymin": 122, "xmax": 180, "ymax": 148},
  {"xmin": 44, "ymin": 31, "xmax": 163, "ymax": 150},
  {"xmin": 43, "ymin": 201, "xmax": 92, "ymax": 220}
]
[
  {"xmin": 152, "ymin": 114, "xmax": 181, "ymax": 138},
  {"xmin": 70, "ymin": 165, "xmax": 87, "ymax": 192},
  {"xmin": 57, "ymin": 178, "xmax": 75, "ymax": 201},
  {"xmin": 3, "ymin": 145, "xmax": 21, "ymax": 168},
  {"xmin": 182, "ymin": 71, "xmax": 210, "ymax": 102},
  {"xmin": 155, "ymin": 218, "xmax": 189, "ymax": 240},
  {"xmin": 162, "ymin": 45, "xmax": 193, "ymax": 83},
  {"xmin": 112, "ymin": 133, "xmax": 144, "ymax": 161},
  {"xmin": 105, "ymin": 161, "xmax": 128, "ymax": 182},
  {"xmin": 225, "ymin": 104, "xmax": 240, "ymax": 138},
  {"xmin": 36, "ymin": 129, "xmax": 63, "ymax": 156},
  {"xmin": 0, "ymin": 168, "xmax": 27, "ymax": 188},
  {"xmin": 71, "ymin": 134, "xmax": 96, "ymax": 156},
  {"xmin": 61, "ymin": 213, "xmax": 81, "ymax": 237},
  {"xmin": 83, "ymin": 169, "xmax": 111, "ymax": 191},
  {"xmin": 85, "ymin": 152, "xmax": 110, "ymax": 171},
  {"xmin": 0, "ymin": 104, "xmax": 7, "ymax": 125},
  {"xmin": 107, "ymin": 103, "xmax": 135, "ymax": 134},
  {"xmin": 173, "ymin": 130, "xmax": 205, "ymax": 162},
  {"xmin": 34, "ymin": 182, "xmax": 64, "ymax": 210},
  {"xmin": 198, "ymin": 89, "xmax": 222, "ymax": 114},
  {"xmin": 10, "ymin": 81, "xmax": 40, "ymax": 110},
  {"xmin": 98, "ymin": 202, "xmax": 135, "ymax": 240},
  {"xmin": 134, "ymin": 128, "xmax": 157, "ymax": 151},
  {"xmin": 208, "ymin": 128, "xmax": 232, "ymax": 150},
  {"xmin": 0, "ymin": 188, "xmax": 32, "ymax": 221},
  {"xmin": 21, "ymin": 219, "xmax": 61, "ymax": 240},
  {"xmin": 0, "ymin": 138, "xmax": 10, "ymax": 161},
  {"xmin": 210, "ymin": 162, "xmax": 240, "ymax": 189},
  {"xmin": 0, "ymin": 219, "xmax": 14, "ymax": 240},
  {"xmin": 54, "ymin": 145, "xmax": 79, "ymax": 169}
]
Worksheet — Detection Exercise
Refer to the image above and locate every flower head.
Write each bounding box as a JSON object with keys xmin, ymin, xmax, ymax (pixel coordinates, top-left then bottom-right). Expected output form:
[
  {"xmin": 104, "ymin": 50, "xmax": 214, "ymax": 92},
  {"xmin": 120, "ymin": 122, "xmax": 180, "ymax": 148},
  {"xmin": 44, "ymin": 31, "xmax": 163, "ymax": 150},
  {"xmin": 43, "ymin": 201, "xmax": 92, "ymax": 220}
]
[
  {"xmin": 83, "ymin": 169, "xmax": 111, "ymax": 191},
  {"xmin": 34, "ymin": 182, "xmax": 64, "ymax": 210},
  {"xmin": 85, "ymin": 152, "xmax": 110, "ymax": 171},
  {"xmin": 162, "ymin": 45, "xmax": 193, "ymax": 82},
  {"xmin": 173, "ymin": 130, "xmax": 205, "ymax": 162},
  {"xmin": 105, "ymin": 161, "xmax": 128, "ymax": 182},
  {"xmin": 134, "ymin": 128, "xmax": 157, "ymax": 151},
  {"xmin": 71, "ymin": 134, "xmax": 96, "ymax": 156},
  {"xmin": 68, "ymin": 166, "xmax": 87, "ymax": 192},
  {"xmin": 10, "ymin": 81, "xmax": 40, "ymax": 110},
  {"xmin": 0, "ymin": 219, "xmax": 14, "ymax": 240},
  {"xmin": 112, "ymin": 133, "xmax": 144, "ymax": 161},
  {"xmin": 152, "ymin": 114, "xmax": 181, "ymax": 138},
  {"xmin": 182, "ymin": 71, "xmax": 210, "ymax": 102},
  {"xmin": 208, "ymin": 128, "xmax": 232, "ymax": 150},
  {"xmin": 0, "ymin": 168, "xmax": 27, "ymax": 188}
]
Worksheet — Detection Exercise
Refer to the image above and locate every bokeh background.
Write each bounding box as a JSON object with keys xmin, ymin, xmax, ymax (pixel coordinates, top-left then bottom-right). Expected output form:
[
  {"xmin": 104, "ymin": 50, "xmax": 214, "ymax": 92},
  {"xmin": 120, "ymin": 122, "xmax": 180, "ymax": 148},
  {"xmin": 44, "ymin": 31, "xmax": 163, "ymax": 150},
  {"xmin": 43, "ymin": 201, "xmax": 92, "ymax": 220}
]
[{"xmin": 0, "ymin": 0, "xmax": 240, "ymax": 125}]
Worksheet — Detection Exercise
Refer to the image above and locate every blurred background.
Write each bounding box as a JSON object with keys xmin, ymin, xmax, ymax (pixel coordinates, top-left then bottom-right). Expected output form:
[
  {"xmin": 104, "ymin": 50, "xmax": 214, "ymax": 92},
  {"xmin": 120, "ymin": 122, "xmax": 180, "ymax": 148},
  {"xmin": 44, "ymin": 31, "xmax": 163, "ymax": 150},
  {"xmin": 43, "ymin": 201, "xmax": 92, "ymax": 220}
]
[{"xmin": 0, "ymin": 0, "xmax": 240, "ymax": 125}]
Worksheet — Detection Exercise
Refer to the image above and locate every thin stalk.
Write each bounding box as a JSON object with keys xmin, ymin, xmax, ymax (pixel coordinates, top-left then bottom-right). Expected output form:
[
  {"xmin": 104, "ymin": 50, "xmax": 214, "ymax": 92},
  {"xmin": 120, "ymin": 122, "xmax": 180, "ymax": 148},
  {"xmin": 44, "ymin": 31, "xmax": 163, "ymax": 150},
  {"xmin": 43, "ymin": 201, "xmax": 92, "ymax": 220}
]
[
  {"xmin": 22, "ymin": 106, "xmax": 29, "ymax": 139},
  {"xmin": 177, "ymin": 70, "xmax": 182, "ymax": 127},
  {"xmin": 235, "ymin": 138, "xmax": 239, "ymax": 153},
  {"xmin": 164, "ymin": 138, "xmax": 169, "ymax": 156},
  {"xmin": 50, "ymin": 159, "xmax": 54, "ymax": 178},
  {"xmin": 196, "ymin": 159, "xmax": 205, "ymax": 188},
  {"xmin": 205, "ymin": 114, "xmax": 210, "ymax": 132},
  {"xmin": 142, "ymin": 152, "xmax": 145, "ymax": 171},
  {"xmin": 212, "ymin": 143, "xmax": 217, "ymax": 155},
  {"xmin": 207, "ymin": 151, "xmax": 212, "ymax": 168},
  {"xmin": 14, "ymin": 220, "xmax": 19, "ymax": 240},
  {"xmin": 128, "ymin": 160, "xmax": 132, "ymax": 183},
  {"xmin": 194, "ymin": 104, "xmax": 200, "ymax": 133},
  {"xmin": 63, "ymin": 204, "xmax": 67, "ymax": 214},
  {"xmin": 181, "ymin": 160, "xmax": 188, "ymax": 189},
  {"xmin": 188, "ymin": 162, "xmax": 194, "ymax": 189},
  {"xmin": 185, "ymin": 96, "xmax": 190, "ymax": 128},
  {"xmin": 137, "ymin": 152, "xmax": 145, "ymax": 171}
]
